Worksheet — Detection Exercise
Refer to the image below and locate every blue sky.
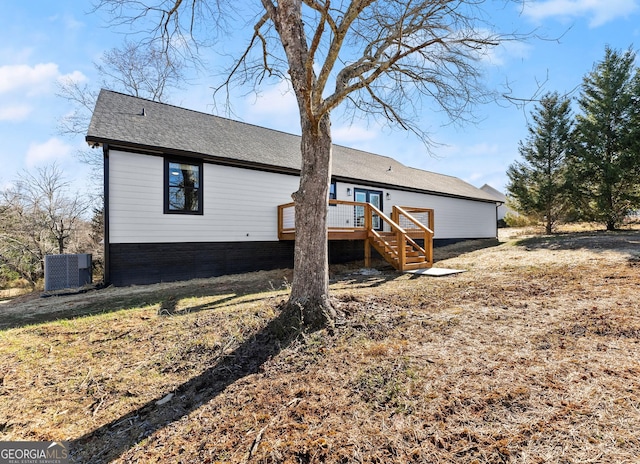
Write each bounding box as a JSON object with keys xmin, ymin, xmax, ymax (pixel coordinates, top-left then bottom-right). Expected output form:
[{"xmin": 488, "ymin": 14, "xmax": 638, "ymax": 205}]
[{"xmin": 1, "ymin": 0, "xmax": 639, "ymax": 195}]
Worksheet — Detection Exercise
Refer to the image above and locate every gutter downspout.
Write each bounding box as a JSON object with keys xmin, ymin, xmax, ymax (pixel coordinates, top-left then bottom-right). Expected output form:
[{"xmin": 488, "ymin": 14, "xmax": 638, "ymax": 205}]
[
  {"xmin": 102, "ymin": 143, "xmax": 110, "ymax": 285},
  {"xmin": 495, "ymin": 201, "xmax": 504, "ymax": 239}
]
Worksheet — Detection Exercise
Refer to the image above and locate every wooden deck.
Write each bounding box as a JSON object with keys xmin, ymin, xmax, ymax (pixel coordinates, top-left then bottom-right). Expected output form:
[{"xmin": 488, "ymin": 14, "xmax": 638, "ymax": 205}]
[{"xmin": 277, "ymin": 200, "xmax": 434, "ymax": 271}]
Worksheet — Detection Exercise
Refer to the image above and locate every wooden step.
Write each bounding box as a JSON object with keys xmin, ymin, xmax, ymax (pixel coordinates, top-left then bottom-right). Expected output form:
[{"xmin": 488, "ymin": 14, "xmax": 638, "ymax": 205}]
[
  {"xmin": 403, "ymin": 262, "xmax": 432, "ymax": 270},
  {"xmin": 368, "ymin": 233, "xmax": 431, "ymax": 271},
  {"xmin": 372, "ymin": 245, "xmax": 425, "ymax": 260}
]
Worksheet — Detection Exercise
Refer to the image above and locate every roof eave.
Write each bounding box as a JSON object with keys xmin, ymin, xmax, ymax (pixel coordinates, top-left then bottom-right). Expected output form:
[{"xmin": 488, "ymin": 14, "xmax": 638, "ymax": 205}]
[
  {"xmin": 88, "ymin": 136, "xmax": 302, "ymax": 177},
  {"xmin": 328, "ymin": 174, "xmax": 499, "ymax": 204},
  {"xmin": 88, "ymin": 134, "xmax": 497, "ymax": 204}
]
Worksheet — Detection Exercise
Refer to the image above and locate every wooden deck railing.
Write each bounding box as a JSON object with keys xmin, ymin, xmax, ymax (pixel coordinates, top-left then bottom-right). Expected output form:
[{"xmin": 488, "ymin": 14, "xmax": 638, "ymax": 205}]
[
  {"xmin": 367, "ymin": 202, "xmax": 424, "ymax": 270},
  {"xmin": 278, "ymin": 200, "xmax": 434, "ymax": 270},
  {"xmin": 393, "ymin": 206, "xmax": 434, "ymax": 267},
  {"xmin": 278, "ymin": 199, "xmax": 371, "ymax": 240}
]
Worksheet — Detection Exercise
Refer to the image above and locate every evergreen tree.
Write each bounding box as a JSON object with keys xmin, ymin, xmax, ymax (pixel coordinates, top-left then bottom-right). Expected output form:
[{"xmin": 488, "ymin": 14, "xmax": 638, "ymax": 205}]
[
  {"xmin": 507, "ymin": 92, "xmax": 573, "ymax": 234},
  {"xmin": 571, "ymin": 46, "xmax": 640, "ymax": 230}
]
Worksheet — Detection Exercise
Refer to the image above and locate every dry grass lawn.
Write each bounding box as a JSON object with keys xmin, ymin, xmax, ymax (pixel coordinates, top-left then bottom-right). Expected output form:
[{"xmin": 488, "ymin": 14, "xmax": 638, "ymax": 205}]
[{"xmin": 1, "ymin": 226, "xmax": 639, "ymax": 463}]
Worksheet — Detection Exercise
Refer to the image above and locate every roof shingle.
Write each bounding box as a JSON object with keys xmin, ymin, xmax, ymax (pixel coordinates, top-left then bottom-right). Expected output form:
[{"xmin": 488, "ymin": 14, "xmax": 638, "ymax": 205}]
[{"xmin": 87, "ymin": 89, "xmax": 497, "ymax": 202}]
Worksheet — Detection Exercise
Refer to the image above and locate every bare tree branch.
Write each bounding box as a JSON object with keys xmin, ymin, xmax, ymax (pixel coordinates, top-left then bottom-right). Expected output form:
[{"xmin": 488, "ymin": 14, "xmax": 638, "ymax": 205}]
[{"xmin": 93, "ymin": 0, "xmax": 533, "ymax": 325}]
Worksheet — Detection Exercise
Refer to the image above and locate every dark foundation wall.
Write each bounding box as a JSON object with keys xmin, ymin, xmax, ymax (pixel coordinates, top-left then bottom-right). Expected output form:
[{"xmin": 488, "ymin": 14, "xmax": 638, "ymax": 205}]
[
  {"xmin": 108, "ymin": 241, "xmax": 296, "ymax": 286},
  {"xmin": 109, "ymin": 240, "xmax": 371, "ymax": 286},
  {"xmin": 329, "ymin": 240, "xmax": 369, "ymax": 264},
  {"xmin": 108, "ymin": 238, "xmax": 483, "ymax": 286}
]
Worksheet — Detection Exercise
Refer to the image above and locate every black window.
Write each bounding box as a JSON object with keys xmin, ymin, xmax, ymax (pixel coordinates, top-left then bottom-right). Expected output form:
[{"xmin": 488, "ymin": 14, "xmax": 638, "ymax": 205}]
[
  {"xmin": 329, "ymin": 181, "xmax": 337, "ymax": 200},
  {"xmin": 164, "ymin": 158, "xmax": 203, "ymax": 214}
]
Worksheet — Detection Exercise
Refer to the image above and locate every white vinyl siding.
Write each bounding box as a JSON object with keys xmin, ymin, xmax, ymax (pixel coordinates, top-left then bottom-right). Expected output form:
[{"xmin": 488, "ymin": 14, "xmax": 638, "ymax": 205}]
[
  {"xmin": 109, "ymin": 150, "xmax": 298, "ymax": 243},
  {"xmin": 335, "ymin": 182, "xmax": 496, "ymax": 239},
  {"xmin": 109, "ymin": 150, "xmax": 496, "ymax": 244}
]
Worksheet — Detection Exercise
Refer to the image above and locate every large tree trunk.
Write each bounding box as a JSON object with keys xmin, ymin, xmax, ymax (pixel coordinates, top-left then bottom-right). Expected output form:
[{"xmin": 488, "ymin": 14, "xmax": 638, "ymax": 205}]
[
  {"xmin": 266, "ymin": 0, "xmax": 340, "ymax": 329},
  {"xmin": 285, "ymin": 112, "xmax": 339, "ymax": 329}
]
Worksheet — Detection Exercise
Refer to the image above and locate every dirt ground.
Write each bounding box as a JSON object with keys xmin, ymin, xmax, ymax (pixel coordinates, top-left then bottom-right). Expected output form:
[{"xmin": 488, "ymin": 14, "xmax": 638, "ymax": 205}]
[
  {"xmin": 1, "ymin": 227, "xmax": 639, "ymax": 463},
  {"xmin": 0, "ymin": 236, "xmax": 503, "ymax": 330}
]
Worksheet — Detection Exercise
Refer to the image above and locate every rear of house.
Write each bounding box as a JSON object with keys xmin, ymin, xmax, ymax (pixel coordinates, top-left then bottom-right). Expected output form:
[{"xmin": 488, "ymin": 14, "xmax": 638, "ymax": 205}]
[{"xmin": 87, "ymin": 90, "xmax": 499, "ymax": 286}]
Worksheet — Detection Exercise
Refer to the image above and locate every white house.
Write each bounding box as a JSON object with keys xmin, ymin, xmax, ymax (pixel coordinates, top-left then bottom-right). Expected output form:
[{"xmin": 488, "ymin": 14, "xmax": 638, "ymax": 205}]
[
  {"xmin": 87, "ymin": 90, "xmax": 499, "ymax": 286},
  {"xmin": 480, "ymin": 184, "xmax": 520, "ymax": 222},
  {"xmin": 480, "ymin": 184, "xmax": 507, "ymax": 221}
]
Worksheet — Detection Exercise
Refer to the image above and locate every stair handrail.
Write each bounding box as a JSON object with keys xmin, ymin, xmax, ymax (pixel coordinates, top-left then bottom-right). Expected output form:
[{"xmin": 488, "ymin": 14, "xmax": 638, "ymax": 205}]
[
  {"xmin": 367, "ymin": 203, "xmax": 406, "ymax": 234},
  {"xmin": 369, "ymin": 203, "xmax": 426, "ymax": 251},
  {"xmin": 367, "ymin": 203, "xmax": 431, "ymax": 270},
  {"xmin": 394, "ymin": 206, "xmax": 434, "ymax": 266}
]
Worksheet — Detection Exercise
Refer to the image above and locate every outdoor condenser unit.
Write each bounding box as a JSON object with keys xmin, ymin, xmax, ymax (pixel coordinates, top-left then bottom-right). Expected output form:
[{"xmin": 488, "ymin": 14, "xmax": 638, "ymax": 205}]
[{"xmin": 44, "ymin": 254, "xmax": 92, "ymax": 292}]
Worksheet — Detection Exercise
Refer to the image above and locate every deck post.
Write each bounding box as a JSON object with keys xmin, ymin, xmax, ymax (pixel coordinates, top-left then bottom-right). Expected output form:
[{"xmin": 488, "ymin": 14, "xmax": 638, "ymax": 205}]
[
  {"xmin": 364, "ymin": 239, "xmax": 371, "ymax": 268},
  {"xmin": 364, "ymin": 204, "xmax": 372, "ymax": 231},
  {"xmin": 277, "ymin": 204, "xmax": 284, "ymax": 240},
  {"xmin": 424, "ymin": 230, "xmax": 433, "ymax": 266},
  {"xmin": 397, "ymin": 230, "xmax": 406, "ymax": 271}
]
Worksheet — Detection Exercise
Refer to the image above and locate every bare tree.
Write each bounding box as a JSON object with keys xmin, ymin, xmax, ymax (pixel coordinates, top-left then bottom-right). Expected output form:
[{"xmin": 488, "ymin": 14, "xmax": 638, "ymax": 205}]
[
  {"xmin": 57, "ymin": 40, "xmax": 186, "ymax": 272},
  {"xmin": 98, "ymin": 41, "xmax": 184, "ymax": 101},
  {"xmin": 0, "ymin": 164, "xmax": 89, "ymax": 286},
  {"xmin": 59, "ymin": 40, "xmax": 184, "ymax": 137},
  {"xmin": 0, "ymin": 193, "xmax": 45, "ymax": 286},
  {"xmin": 57, "ymin": 40, "xmax": 185, "ymax": 191},
  {"xmin": 95, "ymin": 0, "xmax": 525, "ymax": 328}
]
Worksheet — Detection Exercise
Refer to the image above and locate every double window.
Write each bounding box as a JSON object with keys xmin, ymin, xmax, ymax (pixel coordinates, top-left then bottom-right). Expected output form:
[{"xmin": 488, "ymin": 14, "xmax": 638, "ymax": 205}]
[{"xmin": 164, "ymin": 158, "xmax": 203, "ymax": 214}]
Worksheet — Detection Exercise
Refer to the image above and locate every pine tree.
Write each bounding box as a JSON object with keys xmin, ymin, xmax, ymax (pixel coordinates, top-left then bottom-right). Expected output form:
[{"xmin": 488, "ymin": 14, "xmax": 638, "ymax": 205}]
[
  {"xmin": 571, "ymin": 46, "xmax": 640, "ymax": 230},
  {"xmin": 507, "ymin": 92, "xmax": 573, "ymax": 234}
]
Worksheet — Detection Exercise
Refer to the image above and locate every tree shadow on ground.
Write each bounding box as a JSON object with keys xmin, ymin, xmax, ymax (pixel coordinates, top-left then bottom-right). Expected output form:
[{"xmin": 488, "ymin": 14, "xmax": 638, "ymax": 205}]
[
  {"xmin": 0, "ymin": 277, "xmax": 288, "ymax": 331},
  {"xmin": 69, "ymin": 307, "xmax": 302, "ymax": 463},
  {"xmin": 432, "ymin": 238, "xmax": 501, "ymax": 263},
  {"xmin": 330, "ymin": 264, "xmax": 403, "ymax": 290},
  {"xmin": 156, "ymin": 293, "xmax": 284, "ymax": 317},
  {"xmin": 513, "ymin": 230, "xmax": 640, "ymax": 255}
]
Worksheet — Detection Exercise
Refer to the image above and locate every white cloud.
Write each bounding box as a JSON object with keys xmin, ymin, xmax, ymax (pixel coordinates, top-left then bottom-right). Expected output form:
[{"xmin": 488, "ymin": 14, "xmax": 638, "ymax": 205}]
[
  {"xmin": 0, "ymin": 64, "xmax": 86, "ymax": 125},
  {"xmin": 25, "ymin": 138, "xmax": 73, "ymax": 167},
  {"xmin": 242, "ymin": 80, "xmax": 299, "ymax": 132},
  {"xmin": 0, "ymin": 105, "xmax": 32, "ymax": 121},
  {"xmin": 466, "ymin": 172, "xmax": 485, "ymax": 182},
  {"xmin": 482, "ymin": 40, "xmax": 532, "ymax": 67},
  {"xmin": 333, "ymin": 124, "xmax": 379, "ymax": 145},
  {"xmin": 57, "ymin": 70, "xmax": 87, "ymax": 86},
  {"xmin": 466, "ymin": 142, "xmax": 501, "ymax": 157},
  {"xmin": 62, "ymin": 15, "xmax": 84, "ymax": 30},
  {"xmin": 0, "ymin": 63, "xmax": 60, "ymax": 95},
  {"xmin": 524, "ymin": 0, "xmax": 639, "ymax": 27}
]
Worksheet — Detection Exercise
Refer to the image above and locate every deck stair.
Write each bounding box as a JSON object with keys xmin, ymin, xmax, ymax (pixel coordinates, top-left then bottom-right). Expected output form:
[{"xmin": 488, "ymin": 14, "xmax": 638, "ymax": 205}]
[
  {"xmin": 277, "ymin": 200, "xmax": 434, "ymax": 271},
  {"xmin": 362, "ymin": 204, "xmax": 434, "ymax": 271},
  {"xmin": 368, "ymin": 231, "xmax": 429, "ymax": 270}
]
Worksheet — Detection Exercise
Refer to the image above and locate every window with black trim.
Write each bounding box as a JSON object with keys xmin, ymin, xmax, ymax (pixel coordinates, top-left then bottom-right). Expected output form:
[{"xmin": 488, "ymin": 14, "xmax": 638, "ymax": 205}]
[
  {"xmin": 329, "ymin": 181, "xmax": 337, "ymax": 201},
  {"xmin": 164, "ymin": 158, "xmax": 203, "ymax": 214}
]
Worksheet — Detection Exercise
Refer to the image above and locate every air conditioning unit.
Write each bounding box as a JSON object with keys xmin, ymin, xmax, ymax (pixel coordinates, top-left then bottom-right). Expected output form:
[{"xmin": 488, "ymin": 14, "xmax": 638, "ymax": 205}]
[{"xmin": 44, "ymin": 254, "xmax": 92, "ymax": 292}]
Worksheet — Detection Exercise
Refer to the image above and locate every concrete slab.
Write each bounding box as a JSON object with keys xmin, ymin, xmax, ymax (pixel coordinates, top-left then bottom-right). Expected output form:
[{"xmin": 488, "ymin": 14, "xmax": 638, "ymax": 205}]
[{"xmin": 404, "ymin": 267, "xmax": 466, "ymax": 277}]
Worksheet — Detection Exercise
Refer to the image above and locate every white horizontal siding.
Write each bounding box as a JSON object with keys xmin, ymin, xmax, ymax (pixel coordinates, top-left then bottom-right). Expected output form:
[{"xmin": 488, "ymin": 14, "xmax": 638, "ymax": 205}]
[
  {"xmin": 108, "ymin": 150, "xmax": 496, "ymax": 244},
  {"xmin": 109, "ymin": 150, "xmax": 298, "ymax": 243},
  {"xmin": 336, "ymin": 182, "xmax": 497, "ymax": 239}
]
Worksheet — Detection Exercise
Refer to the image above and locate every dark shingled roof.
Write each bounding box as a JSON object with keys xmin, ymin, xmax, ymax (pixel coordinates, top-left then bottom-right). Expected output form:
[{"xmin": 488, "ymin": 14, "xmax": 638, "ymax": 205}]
[{"xmin": 87, "ymin": 89, "xmax": 497, "ymax": 203}]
